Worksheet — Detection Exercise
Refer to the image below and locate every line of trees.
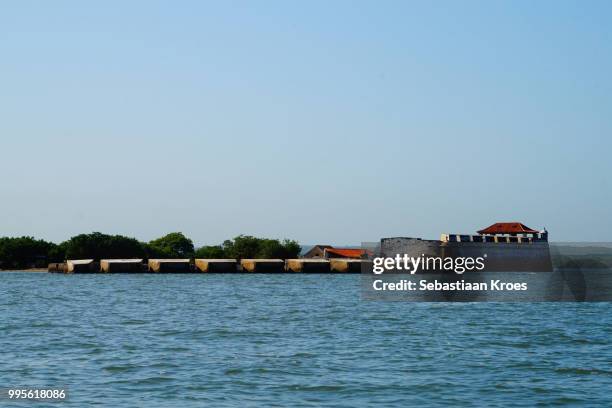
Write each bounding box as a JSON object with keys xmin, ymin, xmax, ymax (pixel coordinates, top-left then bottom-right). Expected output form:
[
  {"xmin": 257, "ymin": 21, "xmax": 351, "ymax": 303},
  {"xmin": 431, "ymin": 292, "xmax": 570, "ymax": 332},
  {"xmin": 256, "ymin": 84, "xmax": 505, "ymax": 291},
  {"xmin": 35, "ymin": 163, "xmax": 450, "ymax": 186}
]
[
  {"xmin": 195, "ymin": 236, "xmax": 301, "ymax": 260},
  {"xmin": 0, "ymin": 233, "xmax": 301, "ymax": 269}
]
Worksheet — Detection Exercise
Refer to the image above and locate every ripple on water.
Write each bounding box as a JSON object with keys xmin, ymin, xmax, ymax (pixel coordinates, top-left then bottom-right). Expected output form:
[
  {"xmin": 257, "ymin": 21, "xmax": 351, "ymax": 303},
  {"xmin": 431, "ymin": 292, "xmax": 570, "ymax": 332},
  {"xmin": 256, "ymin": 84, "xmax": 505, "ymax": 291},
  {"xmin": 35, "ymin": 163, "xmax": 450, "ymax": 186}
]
[{"xmin": 0, "ymin": 273, "xmax": 611, "ymax": 407}]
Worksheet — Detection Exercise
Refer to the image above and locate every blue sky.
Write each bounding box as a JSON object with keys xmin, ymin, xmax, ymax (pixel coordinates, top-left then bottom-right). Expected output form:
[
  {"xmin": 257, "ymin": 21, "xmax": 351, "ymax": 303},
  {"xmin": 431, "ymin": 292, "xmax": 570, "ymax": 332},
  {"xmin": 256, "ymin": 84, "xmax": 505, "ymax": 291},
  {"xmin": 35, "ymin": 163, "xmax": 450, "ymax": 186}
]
[{"xmin": 1, "ymin": 0, "xmax": 611, "ymax": 245}]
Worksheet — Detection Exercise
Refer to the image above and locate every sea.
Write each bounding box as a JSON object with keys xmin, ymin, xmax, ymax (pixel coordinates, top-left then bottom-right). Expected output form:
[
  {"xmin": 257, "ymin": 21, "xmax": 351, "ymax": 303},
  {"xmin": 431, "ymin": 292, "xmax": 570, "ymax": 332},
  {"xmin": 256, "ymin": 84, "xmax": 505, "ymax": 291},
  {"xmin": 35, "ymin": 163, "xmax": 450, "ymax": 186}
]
[{"xmin": 1, "ymin": 272, "xmax": 610, "ymax": 407}]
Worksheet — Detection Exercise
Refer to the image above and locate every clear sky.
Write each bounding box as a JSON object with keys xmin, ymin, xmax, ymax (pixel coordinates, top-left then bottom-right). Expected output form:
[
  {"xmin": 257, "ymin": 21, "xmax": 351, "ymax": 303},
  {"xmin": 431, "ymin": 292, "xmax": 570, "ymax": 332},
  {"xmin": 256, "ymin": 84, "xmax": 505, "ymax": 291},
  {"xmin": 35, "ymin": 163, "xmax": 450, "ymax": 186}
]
[{"xmin": 1, "ymin": 0, "xmax": 611, "ymax": 245}]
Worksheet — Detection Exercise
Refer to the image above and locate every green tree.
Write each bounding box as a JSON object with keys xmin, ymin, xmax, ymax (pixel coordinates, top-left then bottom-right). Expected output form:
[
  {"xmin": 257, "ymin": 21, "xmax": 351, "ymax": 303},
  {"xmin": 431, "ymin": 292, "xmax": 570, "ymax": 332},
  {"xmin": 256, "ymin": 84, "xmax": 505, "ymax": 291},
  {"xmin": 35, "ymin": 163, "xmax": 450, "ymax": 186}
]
[
  {"xmin": 221, "ymin": 235, "xmax": 301, "ymax": 259},
  {"xmin": 147, "ymin": 232, "xmax": 194, "ymax": 258},
  {"xmin": 222, "ymin": 235, "xmax": 261, "ymax": 259},
  {"xmin": 194, "ymin": 245, "xmax": 226, "ymax": 259},
  {"xmin": 48, "ymin": 241, "xmax": 69, "ymax": 262},
  {"xmin": 280, "ymin": 239, "xmax": 301, "ymax": 259},
  {"xmin": 0, "ymin": 236, "xmax": 58, "ymax": 269},
  {"xmin": 64, "ymin": 232, "xmax": 146, "ymax": 260}
]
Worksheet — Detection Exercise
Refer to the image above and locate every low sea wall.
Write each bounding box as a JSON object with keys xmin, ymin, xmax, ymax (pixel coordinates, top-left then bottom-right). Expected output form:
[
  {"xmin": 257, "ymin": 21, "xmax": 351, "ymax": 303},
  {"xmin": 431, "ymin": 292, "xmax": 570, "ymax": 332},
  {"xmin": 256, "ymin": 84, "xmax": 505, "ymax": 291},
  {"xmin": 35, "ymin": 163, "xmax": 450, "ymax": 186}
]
[
  {"xmin": 329, "ymin": 259, "xmax": 365, "ymax": 273},
  {"xmin": 240, "ymin": 259, "xmax": 286, "ymax": 273},
  {"xmin": 100, "ymin": 259, "xmax": 145, "ymax": 273},
  {"xmin": 286, "ymin": 259, "xmax": 330, "ymax": 273},
  {"xmin": 48, "ymin": 263, "xmax": 68, "ymax": 273},
  {"xmin": 50, "ymin": 258, "xmax": 367, "ymax": 274},
  {"xmin": 66, "ymin": 259, "xmax": 98, "ymax": 273},
  {"xmin": 194, "ymin": 259, "xmax": 237, "ymax": 273},
  {"xmin": 148, "ymin": 259, "xmax": 191, "ymax": 273}
]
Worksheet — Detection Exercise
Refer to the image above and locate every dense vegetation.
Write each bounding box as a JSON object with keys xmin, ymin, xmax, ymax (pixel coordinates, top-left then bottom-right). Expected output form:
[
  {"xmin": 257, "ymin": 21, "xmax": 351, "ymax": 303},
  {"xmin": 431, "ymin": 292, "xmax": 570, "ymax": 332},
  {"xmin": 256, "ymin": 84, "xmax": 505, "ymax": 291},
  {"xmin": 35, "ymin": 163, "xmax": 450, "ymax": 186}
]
[
  {"xmin": 0, "ymin": 237, "xmax": 60, "ymax": 269},
  {"xmin": 0, "ymin": 233, "xmax": 301, "ymax": 269},
  {"xmin": 64, "ymin": 232, "xmax": 146, "ymax": 261},
  {"xmin": 146, "ymin": 232, "xmax": 195, "ymax": 259},
  {"xmin": 194, "ymin": 235, "xmax": 301, "ymax": 260}
]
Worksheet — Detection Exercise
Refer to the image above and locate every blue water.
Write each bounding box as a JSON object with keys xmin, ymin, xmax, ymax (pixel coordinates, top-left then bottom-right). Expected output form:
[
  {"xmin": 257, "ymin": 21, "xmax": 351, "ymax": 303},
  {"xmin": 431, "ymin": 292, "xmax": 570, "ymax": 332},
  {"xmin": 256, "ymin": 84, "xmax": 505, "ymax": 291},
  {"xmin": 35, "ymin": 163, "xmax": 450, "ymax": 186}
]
[{"xmin": 1, "ymin": 272, "xmax": 611, "ymax": 407}]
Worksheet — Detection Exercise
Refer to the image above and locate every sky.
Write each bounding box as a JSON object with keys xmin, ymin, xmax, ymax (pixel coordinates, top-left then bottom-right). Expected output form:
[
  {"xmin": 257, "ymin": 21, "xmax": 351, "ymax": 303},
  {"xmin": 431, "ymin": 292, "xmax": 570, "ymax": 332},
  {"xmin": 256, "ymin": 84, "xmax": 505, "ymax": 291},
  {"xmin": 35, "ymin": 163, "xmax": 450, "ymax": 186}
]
[{"xmin": 1, "ymin": 0, "xmax": 611, "ymax": 245}]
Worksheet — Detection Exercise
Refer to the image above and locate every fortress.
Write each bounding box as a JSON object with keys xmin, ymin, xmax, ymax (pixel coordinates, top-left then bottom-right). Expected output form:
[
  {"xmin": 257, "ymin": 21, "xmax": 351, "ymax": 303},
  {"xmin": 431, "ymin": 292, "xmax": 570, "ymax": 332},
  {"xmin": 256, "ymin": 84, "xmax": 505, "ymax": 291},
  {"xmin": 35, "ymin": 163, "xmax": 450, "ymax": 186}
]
[{"xmin": 380, "ymin": 222, "xmax": 554, "ymax": 272}]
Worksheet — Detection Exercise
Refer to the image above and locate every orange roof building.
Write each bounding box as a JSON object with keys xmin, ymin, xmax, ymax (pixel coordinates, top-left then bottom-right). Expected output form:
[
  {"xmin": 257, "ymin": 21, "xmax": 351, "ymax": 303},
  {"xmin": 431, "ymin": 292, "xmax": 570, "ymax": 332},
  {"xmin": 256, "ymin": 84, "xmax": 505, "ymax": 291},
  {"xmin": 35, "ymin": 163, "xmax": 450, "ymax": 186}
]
[
  {"xmin": 323, "ymin": 248, "xmax": 365, "ymax": 259},
  {"xmin": 302, "ymin": 245, "xmax": 333, "ymax": 258},
  {"xmin": 477, "ymin": 222, "xmax": 539, "ymax": 235}
]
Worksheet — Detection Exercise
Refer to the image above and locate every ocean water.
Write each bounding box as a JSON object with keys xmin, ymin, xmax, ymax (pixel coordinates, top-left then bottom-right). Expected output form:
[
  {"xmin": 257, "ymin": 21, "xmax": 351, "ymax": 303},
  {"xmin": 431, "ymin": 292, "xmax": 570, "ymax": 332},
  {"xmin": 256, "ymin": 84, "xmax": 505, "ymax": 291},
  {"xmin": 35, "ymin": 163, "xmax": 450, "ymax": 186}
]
[{"xmin": 1, "ymin": 272, "xmax": 610, "ymax": 407}]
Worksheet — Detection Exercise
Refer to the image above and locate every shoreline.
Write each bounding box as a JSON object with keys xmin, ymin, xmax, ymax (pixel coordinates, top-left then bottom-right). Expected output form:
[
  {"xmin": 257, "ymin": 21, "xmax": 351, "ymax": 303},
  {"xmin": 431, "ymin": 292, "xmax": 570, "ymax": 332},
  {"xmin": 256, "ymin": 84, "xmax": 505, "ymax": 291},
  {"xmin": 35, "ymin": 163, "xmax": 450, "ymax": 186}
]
[{"xmin": 0, "ymin": 268, "xmax": 48, "ymax": 272}]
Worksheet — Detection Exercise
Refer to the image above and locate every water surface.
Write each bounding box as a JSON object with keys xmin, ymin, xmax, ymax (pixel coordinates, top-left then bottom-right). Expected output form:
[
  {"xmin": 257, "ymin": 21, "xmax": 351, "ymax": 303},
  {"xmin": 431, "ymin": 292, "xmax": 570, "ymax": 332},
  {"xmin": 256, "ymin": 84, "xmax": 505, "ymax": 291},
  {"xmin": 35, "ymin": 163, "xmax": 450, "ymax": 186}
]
[{"xmin": 1, "ymin": 273, "xmax": 610, "ymax": 407}]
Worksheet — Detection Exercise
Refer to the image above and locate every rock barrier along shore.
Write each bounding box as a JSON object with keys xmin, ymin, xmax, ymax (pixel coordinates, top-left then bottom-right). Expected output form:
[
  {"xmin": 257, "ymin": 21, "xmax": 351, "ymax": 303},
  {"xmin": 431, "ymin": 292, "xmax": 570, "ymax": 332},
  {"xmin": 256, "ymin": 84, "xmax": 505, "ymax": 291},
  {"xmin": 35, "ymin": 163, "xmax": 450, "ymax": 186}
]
[{"xmin": 48, "ymin": 258, "xmax": 368, "ymax": 274}]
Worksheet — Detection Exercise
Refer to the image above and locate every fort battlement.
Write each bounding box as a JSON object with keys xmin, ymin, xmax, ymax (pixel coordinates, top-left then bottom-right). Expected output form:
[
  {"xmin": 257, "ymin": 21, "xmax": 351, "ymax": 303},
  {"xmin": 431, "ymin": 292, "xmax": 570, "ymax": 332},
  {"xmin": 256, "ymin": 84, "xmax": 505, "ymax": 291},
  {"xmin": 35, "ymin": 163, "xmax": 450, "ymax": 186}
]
[
  {"xmin": 380, "ymin": 222, "xmax": 553, "ymax": 272},
  {"xmin": 441, "ymin": 233, "xmax": 548, "ymax": 244}
]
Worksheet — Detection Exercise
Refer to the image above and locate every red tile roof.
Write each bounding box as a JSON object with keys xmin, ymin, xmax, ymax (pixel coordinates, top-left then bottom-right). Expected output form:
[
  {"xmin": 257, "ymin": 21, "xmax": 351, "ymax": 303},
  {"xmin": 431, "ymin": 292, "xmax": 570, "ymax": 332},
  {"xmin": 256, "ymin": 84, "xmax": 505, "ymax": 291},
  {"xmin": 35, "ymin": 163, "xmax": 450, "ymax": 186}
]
[
  {"xmin": 478, "ymin": 222, "xmax": 539, "ymax": 235},
  {"xmin": 324, "ymin": 248, "xmax": 365, "ymax": 259}
]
